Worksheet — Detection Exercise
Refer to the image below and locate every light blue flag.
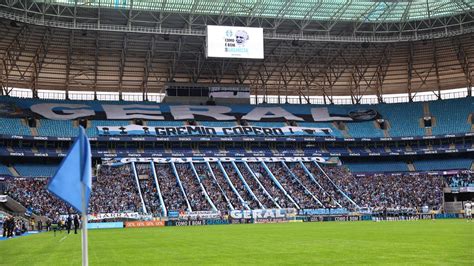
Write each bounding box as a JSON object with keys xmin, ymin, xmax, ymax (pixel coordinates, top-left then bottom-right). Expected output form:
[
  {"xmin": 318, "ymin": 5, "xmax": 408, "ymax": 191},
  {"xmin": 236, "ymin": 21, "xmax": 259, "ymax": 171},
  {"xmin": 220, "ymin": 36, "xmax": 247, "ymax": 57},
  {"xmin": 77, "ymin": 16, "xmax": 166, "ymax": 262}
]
[{"xmin": 48, "ymin": 126, "xmax": 92, "ymax": 213}]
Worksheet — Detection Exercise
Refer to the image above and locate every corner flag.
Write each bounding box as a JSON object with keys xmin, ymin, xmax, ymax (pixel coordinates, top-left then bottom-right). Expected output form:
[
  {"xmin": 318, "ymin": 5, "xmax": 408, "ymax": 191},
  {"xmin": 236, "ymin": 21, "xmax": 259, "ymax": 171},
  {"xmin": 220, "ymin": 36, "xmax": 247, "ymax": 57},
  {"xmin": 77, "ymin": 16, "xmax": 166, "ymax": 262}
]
[
  {"xmin": 48, "ymin": 126, "xmax": 92, "ymax": 212},
  {"xmin": 48, "ymin": 126, "xmax": 92, "ymax": 266}
]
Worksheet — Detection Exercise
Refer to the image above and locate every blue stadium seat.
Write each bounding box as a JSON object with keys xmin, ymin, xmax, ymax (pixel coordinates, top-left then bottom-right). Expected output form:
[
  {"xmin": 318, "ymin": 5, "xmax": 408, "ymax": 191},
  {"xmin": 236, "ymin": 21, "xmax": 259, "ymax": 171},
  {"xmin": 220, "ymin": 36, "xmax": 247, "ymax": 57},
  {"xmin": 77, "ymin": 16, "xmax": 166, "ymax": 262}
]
[
  {"xmin": 248, "ymin": 122, "xmax": 287, "ymax": 127},
  {"xmin": 344, "ymin": 161, "xmax": 408, "ymax": 172},
  {"xmin": 414, "ymin": 159, "xmax": 472, "ymax": 171},
  {"xmin": 0, "ymin": 164, "xmax": 11, "ymax": 175},
  {"xmin": 146, "ymin": 121, "xmax": 185, "ymax": 127},
  {"xmin": 0, "ymin": 118, "xmax": 31, "ymax": 136},
  {"xmin": 346, "ymin": 121, "xmax": 384, "ymax": 137},
  {"xmin": 375, "ymin": 102, "xmax": 425, "ymax": 137},
  {"xmin": 430, "ymin": 98, "xmax": 473, "ymax": 135},
  {"xmin": 14, "ymin": 164, "xmax": 58, "ymax": 177},
  {"xmin": 199, "ymin": 121, "xmax": 237, "ymax": 127},
  {"xmin": 37, "ymin": 119, "xmax": 77, "ymax": 137}
]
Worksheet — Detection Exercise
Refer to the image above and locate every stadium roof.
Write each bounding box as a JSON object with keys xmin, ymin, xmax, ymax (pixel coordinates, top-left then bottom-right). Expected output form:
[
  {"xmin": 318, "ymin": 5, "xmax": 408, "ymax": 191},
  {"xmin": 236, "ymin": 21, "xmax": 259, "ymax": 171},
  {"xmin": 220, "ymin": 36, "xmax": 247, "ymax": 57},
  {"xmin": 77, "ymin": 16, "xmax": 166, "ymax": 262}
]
[
  {"xmin": 31, "ymin": 0, "xmax": 472, "ymax": 23},
  {"xmin": 0, "ymin": 0, "xmax": 473, "ymax": 102}
]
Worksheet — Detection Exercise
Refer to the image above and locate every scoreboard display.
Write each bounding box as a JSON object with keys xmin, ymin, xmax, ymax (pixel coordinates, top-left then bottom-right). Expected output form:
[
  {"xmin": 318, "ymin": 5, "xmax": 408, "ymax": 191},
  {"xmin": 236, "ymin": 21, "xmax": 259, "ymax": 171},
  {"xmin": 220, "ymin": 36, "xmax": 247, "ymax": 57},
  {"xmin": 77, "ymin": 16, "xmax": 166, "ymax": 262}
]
[{"xmin": 206, "ymin": 25, "xmax": 264, "ymax": 59}]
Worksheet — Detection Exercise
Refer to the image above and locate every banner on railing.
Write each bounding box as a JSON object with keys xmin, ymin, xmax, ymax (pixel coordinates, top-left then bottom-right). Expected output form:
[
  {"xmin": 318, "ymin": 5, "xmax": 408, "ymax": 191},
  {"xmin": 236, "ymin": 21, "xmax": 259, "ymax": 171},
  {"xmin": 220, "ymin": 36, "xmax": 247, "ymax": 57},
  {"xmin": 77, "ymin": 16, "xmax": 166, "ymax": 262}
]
[
  {"xmin": 229, "ymin": 208, "xmax": 297, "ymax": 219},
  {"xmin": 97, "ymin": 125, "xmax": 332, "ymax": 137},
  {"xmin": 179, "ymin": 211, "xmax": 222, "ymax": 219},
  {"xmin": 4, "ymin": 99, "xmax": 379, "ymax": 122},
  {"xmin": 87, "ymin": 212, "xmax": 141, "ymax": 221},
  {"xmin": 298, "ymin": 208, "xmax": 349, "ymax": 216},
  {"xmin": 102, "ymin": 156, "xmax": 329, "ymax": 165},
  {"xmin": 125, "ymin": 220, "xmax": 165, "ymax": 228}
]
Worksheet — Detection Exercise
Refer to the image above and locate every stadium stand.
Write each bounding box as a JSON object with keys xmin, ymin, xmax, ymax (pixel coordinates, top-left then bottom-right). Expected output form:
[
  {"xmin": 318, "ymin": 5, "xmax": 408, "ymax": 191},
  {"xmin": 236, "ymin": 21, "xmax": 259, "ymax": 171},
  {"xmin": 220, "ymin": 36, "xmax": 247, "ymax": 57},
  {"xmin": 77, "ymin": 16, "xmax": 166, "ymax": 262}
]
[
  {"xmin": 0, "ymin": 118, "xmax": 31, "ymax": 135},
  {"xmin": 344, "ymin": 161, "xmax": 409, "ymax": 173},
  {"xmin": 345, "ymin": 121, "xmax": 384, "ymax": 138},
  {"xmin": 0, "ymin": 164, "xmax": 12, "ymax": 176},
  {"xmin": 375, "ymin": 103, "xmax": 425, "ymax": 137},
  {"xmin": 37, "ymin": 119, "xmax": 77, "ymax": 137},
  {"xmin": 413, "ymin": 159, "xmax": 472, "ymax": 171},
  {"xmin": 14, "ymin": 164, "xmax": 58, "ymax": 177},
  {"xmin": 429, "ymin": 98, "xmax": 473, "ymax": 135}
]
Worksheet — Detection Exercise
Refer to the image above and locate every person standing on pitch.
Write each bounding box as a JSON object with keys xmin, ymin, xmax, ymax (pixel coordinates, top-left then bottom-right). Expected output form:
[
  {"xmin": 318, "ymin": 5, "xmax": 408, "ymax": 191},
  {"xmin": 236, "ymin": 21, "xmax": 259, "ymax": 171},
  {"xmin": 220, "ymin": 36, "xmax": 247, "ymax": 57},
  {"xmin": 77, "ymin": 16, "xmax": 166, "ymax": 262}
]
[
  {"xmin": 465, "ymin": 201, "xmax": 472, "ymax": 221},
  {"xmin": 73, "ymin": 215, "xmax": 80, "ymax": 234},
  {"xmin": 66, "ymin": 214, "xmax": 73, "ymax": 234}
]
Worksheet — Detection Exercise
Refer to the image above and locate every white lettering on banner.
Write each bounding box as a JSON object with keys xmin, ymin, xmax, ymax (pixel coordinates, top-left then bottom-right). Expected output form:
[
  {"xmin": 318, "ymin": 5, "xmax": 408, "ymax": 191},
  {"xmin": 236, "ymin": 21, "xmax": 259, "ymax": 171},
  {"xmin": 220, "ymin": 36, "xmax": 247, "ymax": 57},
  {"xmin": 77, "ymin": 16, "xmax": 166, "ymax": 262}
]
[
  {"xmin": 170, "ymin": 105, "xmax": 234, "ymax": 120},
  {"xmin": 242, "ymin": 107, "xmax": 304, "ymax": 121},
  {"xmin": 25, "ymin": 102, "xmax": 378, "ymax": 122},
  {"xmin": 102, "ymin": 104, "xmax": 164, "ymax": 120},
  {"xmin": 180, "ymin": 211, "xmax": 221, "ymax": 219},
  {"xmin": 229, "ymin": 208, "xmax": 296, "ymax": 219},
  {"xmin": 98, "ymin": 125, "xmax": 331, "ymax": 137},
  {"xmin": 87, "ymin": 212, "xmax": 141, "ymax": 221},
  {"xmin": 311, "ymin": 107, "xmax": 353, "ymax": 122},
  {"xmin": 110, "ymin": 157, "xmax": 328, "ymax": 165},
  {"xmin": 30, "ymin": 103, "xmax": 95, "ymax": 120}
]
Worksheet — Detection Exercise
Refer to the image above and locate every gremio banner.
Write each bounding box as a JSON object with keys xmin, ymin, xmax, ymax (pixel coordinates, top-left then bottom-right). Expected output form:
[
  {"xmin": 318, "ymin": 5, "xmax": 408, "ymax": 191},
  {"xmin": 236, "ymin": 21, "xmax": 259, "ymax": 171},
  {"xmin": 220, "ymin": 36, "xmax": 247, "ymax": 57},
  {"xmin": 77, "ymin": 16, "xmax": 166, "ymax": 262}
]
[{"xmin": 97, "ymin": 125, "xmax": 332, "ymax": 137}]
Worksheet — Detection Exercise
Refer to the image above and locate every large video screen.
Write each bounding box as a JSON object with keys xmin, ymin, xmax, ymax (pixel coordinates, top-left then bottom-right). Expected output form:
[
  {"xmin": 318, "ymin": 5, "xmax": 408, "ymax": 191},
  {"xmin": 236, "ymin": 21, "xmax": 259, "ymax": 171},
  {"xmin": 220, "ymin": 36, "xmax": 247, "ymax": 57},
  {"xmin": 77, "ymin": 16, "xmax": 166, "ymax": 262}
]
[{"xmin": 206, "ymin": 25, "xmax": 264, "ymax": 59}]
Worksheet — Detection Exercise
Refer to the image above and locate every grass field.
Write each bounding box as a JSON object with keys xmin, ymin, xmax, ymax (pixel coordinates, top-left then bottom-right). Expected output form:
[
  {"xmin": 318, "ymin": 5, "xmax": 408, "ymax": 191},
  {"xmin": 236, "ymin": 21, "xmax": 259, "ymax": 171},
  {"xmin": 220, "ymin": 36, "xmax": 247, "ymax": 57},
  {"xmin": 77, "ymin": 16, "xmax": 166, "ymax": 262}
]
[{"xmin": 1, "ymin": 219, "xmax": 473, "ymax": 265}]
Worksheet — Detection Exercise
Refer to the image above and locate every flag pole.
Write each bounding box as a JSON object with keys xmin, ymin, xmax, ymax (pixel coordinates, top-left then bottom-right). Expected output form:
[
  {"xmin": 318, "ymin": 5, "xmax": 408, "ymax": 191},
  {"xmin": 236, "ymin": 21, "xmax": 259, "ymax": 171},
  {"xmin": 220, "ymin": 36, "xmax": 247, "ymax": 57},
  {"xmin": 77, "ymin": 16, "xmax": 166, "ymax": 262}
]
[
  {"xmin": 81, "ymin": 180, "xmax": 89, "ymax": 266},
  {"xmin": 80, "ymin": 127, "xmax": 89, "ymax": 266}
]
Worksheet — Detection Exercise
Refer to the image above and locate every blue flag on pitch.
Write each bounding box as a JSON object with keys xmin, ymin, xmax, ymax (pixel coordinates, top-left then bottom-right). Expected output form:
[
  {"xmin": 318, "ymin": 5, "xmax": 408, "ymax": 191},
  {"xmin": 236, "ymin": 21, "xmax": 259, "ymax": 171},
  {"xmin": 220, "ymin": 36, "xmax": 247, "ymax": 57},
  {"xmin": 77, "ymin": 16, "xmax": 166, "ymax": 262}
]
[{"xmin": 48, "ymin": 126, "xmax": 92, "ymax": 213}]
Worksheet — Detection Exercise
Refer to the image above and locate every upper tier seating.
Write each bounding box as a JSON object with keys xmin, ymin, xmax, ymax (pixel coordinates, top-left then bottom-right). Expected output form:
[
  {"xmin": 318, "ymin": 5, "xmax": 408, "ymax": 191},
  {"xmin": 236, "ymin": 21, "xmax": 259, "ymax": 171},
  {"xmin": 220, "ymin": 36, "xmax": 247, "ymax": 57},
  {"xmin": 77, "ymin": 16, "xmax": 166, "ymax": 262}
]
[
  {"xmin": 0, "ymin": 96, "xmax": 471, "ymax": 138},
  {"xmin": 199, "ymin": 121, "xmax": 237, "ymax": 127},
  {"xmin": 0, "ymin": 164, "xmax": 11, "ymax": 175},
  {"xmin": 345, "ymin": 121, "xmax": 384, "ymax": 138},
  {"xmin": 37, "ymin": 119, "xmax": 77, "ymax": 137},
  {"xmin": 413, "ymin": 159, "xmax": 472, "ymax": 171},
  {"xmin": 146, "ymin": 120, "xmax": 185, "ymax": 127},
  {"xmin": 374, "ymin": 102, "xmax": 425, "ymax": 137},
  {"xmin": 0, "ymin": 118, "xmax": 31, "ymax": 135},
  {"xmin": 14, "ymin": 164, "xmax": 58, "ymax": 177},
  {"xmin": 429, "ymin": 98, "xmax": 473, "ymax": 135},
  {"xmin": 248, "ymin": 122, "xmax": 287, "ymax": 127},
  {"xmin": 344, "ymin": 161, "xmax": 409, "ymax": 172}
]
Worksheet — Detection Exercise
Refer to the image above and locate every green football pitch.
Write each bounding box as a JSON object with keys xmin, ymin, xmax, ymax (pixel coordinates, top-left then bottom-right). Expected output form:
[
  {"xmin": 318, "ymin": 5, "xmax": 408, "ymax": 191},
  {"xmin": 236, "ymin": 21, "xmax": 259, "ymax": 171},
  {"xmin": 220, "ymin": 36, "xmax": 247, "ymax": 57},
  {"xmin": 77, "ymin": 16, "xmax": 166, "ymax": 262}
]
[{"xmin": 1, "ymin": 219, "xmax": 473, "ymax": 265}]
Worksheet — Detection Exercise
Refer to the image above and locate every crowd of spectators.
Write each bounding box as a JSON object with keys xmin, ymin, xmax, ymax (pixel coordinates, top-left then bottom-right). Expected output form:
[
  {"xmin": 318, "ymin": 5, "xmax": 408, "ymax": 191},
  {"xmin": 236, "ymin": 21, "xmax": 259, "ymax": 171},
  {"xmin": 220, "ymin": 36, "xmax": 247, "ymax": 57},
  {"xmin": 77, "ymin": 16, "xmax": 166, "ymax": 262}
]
[
  {"xmin": 304, "ymin": 162, "xmax": 348, "ymax": 208},
  {"xmin": 221, "ymin": 163, "xmax": 258, "ymax": 209},
  {"xmin": 4, "ymin": 161, "xmax": 458, "ymax": 217},
  {"xmin": 194, "ymin": 163, "xmax": 230, "ymax": 210},
  {"xmin": 175, "ymin": 163, "xmax": 212, "ymax": 211},
  {"xmin": 5, "ymin": 178, "xmax": 71, "ymax": 217},
  {"xmin": 135, "ymin": 164, "xmax": 162, "ymax": 216},
  {"xmin": 267, "ymin": 162, "xmax": 320, "ymax": 209},
  {"xmin": 328, "ymin": 165, "xmax": 444, "ymax": 210},
  {"xmin": 154, "ymin": 163, "xmax": 188, "ymax": 211},
  {"xmin": 247, "ymin": 162, "xmax": 295, "ymax": 208},
  {"xmin": 286, "ymin": 162, "xmax": 328, "ymax": 208},
  {"xmin": 235, "ymin": 163, "xmax": 278, "ymax": 209},
  {"xmin": 445, "ymin": 173, "xmax": 473, "ymax": 188},
  {"xmin": 89, "ymin": 165, "xmax": 142, "ymax": 213}
]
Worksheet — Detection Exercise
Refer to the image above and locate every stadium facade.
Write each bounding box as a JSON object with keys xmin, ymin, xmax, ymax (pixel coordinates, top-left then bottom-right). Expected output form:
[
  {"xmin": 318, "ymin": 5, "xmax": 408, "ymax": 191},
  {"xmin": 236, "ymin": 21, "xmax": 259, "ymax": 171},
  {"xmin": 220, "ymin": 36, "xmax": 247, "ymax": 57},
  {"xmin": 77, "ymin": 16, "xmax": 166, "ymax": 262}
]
[{"xmin": 0, "ymin": 1, "xmax": 473, "ymax": 223}]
